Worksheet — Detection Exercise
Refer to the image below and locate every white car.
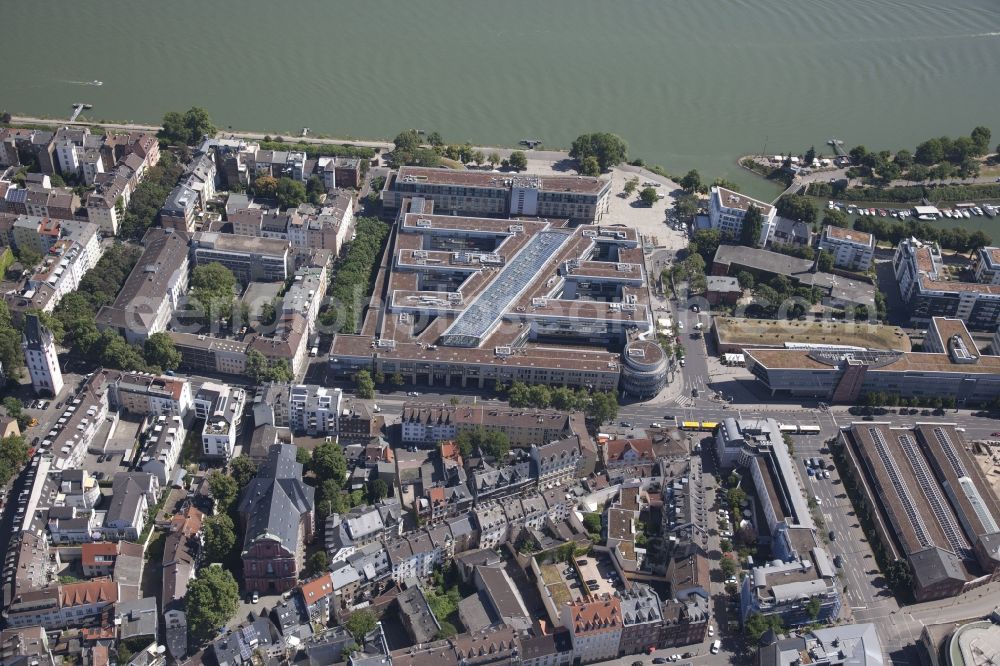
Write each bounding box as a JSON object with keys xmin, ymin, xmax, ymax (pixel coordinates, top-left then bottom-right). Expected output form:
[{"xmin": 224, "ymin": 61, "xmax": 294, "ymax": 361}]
[
  {"xmin": 813, "ymin": 496, "xmax": 822, "ymax": 506},
  {"xmin": 252, "ymin": 591, "xmax": 259, "ymax": 604},
  {"xmin": 708, "ymin": 626, "xmax": 715, "ymax": 637},
  {"xmin": 711, "ymin": 640, "xmax": 721, "ymax": 654}
]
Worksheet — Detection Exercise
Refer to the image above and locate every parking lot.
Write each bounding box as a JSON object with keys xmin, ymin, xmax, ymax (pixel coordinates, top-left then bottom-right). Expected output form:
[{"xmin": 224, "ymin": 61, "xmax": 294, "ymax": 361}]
[{"xmin": 576, "ymin": 554, "xmax": 620, "ymax": 597}]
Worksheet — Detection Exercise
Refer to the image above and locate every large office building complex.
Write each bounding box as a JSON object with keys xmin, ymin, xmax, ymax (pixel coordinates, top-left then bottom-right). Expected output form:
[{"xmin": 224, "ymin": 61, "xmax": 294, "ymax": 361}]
[
  {"xmin": 330, "ymin": 210, "xmax": 666, "ymax": 397},
  {"xmin": 744, "ymin": 317, "xmax": 1000, "ymax": 404},
  {"xmin": 382, "ymin": 166, "xmax": 612, "ymax": 223},
  {"xmin": 838, "ymin": 422, "xmax": 1000, "ymax": 601}
]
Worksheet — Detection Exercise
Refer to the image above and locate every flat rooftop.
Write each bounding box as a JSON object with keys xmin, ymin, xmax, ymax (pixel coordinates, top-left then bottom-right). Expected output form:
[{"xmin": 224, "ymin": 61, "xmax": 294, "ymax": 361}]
[
  {"xmin": 715, "ymin": 317, "xmax": 911, "ymax": 352},
  {"xmin": 395, "ymin": 166, "xmax": 610, "ymax": 195}
]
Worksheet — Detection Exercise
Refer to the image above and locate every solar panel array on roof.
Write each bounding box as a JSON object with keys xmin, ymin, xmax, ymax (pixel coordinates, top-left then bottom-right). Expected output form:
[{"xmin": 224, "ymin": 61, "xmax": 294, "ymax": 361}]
[
  {"xmin": 869, "ymin": 427, "xmax": 933, "ymax": 549},
  {"xmin": 897, "ymin": 433, "xmax": 969, "ymax": 555},
  {"xmin": 934, "ymin": 427, "xmax": 1000, "ymax": 534},
  {"xmin": 440, "ymin": 230, "xmax": 569, "ymax": 347}
]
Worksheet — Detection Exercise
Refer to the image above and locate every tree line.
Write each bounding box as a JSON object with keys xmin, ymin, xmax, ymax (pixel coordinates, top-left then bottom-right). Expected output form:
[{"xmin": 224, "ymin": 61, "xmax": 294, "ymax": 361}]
[
  {"xmin": 118, "ymin": 152, "xmax": 185, "ymax": 240},
  {"xmin": 808, "ymin": 180, "xmax": 1000, "ymax": 204},
  {"xmin": 851, "ymin": 215, "xmax": 991, "ymax": 253},
  {"xmin": 319, "ymin": 216, "xmax": 389, "ymax": 333},
  {"xmin": 503, "ymin": 380, "xmax": 618, "ymax": 424}
]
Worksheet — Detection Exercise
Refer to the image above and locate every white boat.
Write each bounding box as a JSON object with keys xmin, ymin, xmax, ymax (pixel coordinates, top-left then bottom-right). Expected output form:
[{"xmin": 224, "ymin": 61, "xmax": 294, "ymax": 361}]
[
  {"xmin": 974, "ymin": 207, "xmax": 984, "ymax": 216},
  {"xmin": 91, "ymin": 80, "xmax": 102, "ymax": 86},
  {"xmin": 962, "ymin": 210, "xmax": 971, "ymax": 219}
]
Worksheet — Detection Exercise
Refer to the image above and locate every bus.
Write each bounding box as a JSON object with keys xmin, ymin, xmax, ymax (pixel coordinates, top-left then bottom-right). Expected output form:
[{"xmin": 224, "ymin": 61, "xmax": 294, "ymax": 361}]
[
  {"xmin": 679, "ymin": 421, "xmax": 718, "ymax": 432},
  {"xmin": 778, "ymin": 424, "xmax": 798, "ymax": 434},
  {"xmin": 798, "ymin": 425, "xmax": 822, "ymax": 435}
]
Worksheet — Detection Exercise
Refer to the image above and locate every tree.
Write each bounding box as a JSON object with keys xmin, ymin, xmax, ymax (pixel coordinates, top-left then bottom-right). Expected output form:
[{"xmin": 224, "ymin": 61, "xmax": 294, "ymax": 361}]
[
  {"xmin": 487, "ymin": 151, "xmax": 501, "ymax": 168},
  {"xmin": 507, "ymin": 381, "xmax": 531, "ymax": 407},
  {"xmin": 915, "ymin": 138, "xmax": 944, "ymax": 165},
  {"xmin": 202, "ymin": 514, "xmax": 236, "ymax": 563},
  {"xmin": 0, "ymin": 434, "xmax": 29, "ymax": 486},
  {"xmin": 471, "ymin": 150, "xmax": 485, "ymax": 167},
  {"xmin": 817, "ymin": 250, "xmax": 834, "ymax": 272},
  {"xmin": 207, "ymin": 471, "xmax": 239, "ymax": 513},
  {"xmin": 159, "ymin": 107, "xmax": 216, "ymax": 146},
  {"xmin": 639, "ymin": 187, "xmax": 658, "ymax": 206},
  {"xmin": 368, "ymin": 478, "xmax": 388, "ymax": 503},
  {"xmin": 190, "ymin": 262, "xmax": 237, "ymax": 326},
  {"xmin": 550, "ymin": 387, "xmax": 578, "ymax": 411},
  {"xmin": 508, "ymin": 151, "xmax": 528, "ymax": 171},
  {"xmin": 245, "ymin": 350, "xmax": 269, "ymax": 382},
  {"xmin": 806, "ymin": 597, "xmax": 822, "ymax": 620},
  {"xmin": 354, "ymin": 369, "xmax": 375, "ymax": 399},
  {"xmin": 689, "ymin": 228, "xmax": 721, "ymax": 264},
  {"xmin": 345, "ymin": 609, "xmax": 377, "ymax": 642},
  {"xmin": 803, "ymin": 146, "xmax": 816, "ymax": 166},
  {"xmin": 186, "ymin": 566, "xmax": 239, "ymax": 644},
  {"xmin": 394, "ymin": 129, "xmax": 422, "ymax": 153},
  {"xmin": 674, "ymin": 193, "xmax": 699, "ymax": 222},
  {"xmin": 583, "ymin": 512, "xmax": 602, "ymax": 536},
  {"xmin": 848, "ymin": 145, "xmax": 868, "ymax": 164},
  {"xmin": 578, "ymin": 156, "xmax": 600, "ymax": 176},
  {"xmin": 720, "ymin": 539, "xmax": 733, "ymax": 553},
  {"xmin": 426, "ymin": 131, "xmax": 444, "ymax": 147},
  {"xmin": 390, "ymin": 372, "xmax": 405, "ymax": 387},
  {"xmin": 893, "ymin": 149, "xmax": 914, "ymax": 169},
  {"xmin": 527, "ymin": 384, "xmax": 551, "ymax": 408},
  {"xmin": 736, "ymin": 271, "xmax": 754, "ymax": 290},
  {"xmin": 456, "ymin": 426, "xmax": 510, "ymax": 460},
  {"xmin": 143, "ymin": 332, "xmax": 181, "ymax": 371},
  {"xmin": 307, "ymin": 175, "xmax": 326, "ymax": 204},
  {"xmin": 740, "ymin": 204, "xmax": 763, "ymax": 247},
  {"xmin": 719, "ymin": 555, "xmax": 736, "ymax": 578},
  {"xmin": 586, "ymin": 392, "xmax": 618, "ymax": 424},
  {"xmin": 436, "ymin": 621, "xmax": 458, "ymax": 640},
  {"xmin": 296, "ymin": 447, "xmax": 312, "ymax": 466},
  {"xmin": 680, "ymin": 170, "xmax": 702, "ymax": 193},
  {"xmin": 823, "ymin": 208, "xmax": 849, "ymax": 229},
  {"xmin": 623, "ymin": 177, "xmax": 640, "ymax": 196},
  {"xmin": 745, "ymin": 613, "xmax": 783, "ymax": 642},
  {"xmin": 305, "ymin": 551, "xmax": 329, "ymax": 577},
  {"xmin": 253, "ymin": 175, "xmax": 279, "ymax": 197},
  {"xmin": 569, "ymin": 132, "xmax": 628, "ymax": 170},
  {"xmin": 311, "ymin": 441, "xmax": 347, "ymax": 484},
  {"xmin": 775, "ymin": 194, "xmax": 817, "ymax": 225},
  {"xmin": 230, "ymin": 456, "xmax": 257, "ymax": 488},
  {"xmin": 276, "ymin": 177, "xmax": 307, "ymax": 210}
]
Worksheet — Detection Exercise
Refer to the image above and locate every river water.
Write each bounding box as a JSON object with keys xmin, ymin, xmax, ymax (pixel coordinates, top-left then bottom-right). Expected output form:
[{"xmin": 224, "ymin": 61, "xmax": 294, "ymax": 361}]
[{"xmin": 2, "ymin": 0, "xmax": 999, "ymax": 198}]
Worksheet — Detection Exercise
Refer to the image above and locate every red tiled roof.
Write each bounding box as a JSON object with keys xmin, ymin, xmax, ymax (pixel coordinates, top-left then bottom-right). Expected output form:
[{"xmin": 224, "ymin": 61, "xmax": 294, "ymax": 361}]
[
  {"xmin": 299, "ymin": 573, "xmax": 334, "ymax": 605},
  {"xmin": 81, "ymin": 542, "xmax": 118, "ymax": 567},
  {"xmin": 60, "ymin": 580, "xmax": 118, "ymax": 608}
]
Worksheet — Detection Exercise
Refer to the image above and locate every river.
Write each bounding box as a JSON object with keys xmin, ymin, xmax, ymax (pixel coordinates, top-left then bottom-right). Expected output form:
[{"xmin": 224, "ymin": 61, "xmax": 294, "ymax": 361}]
[{"xmin": 2, "ymin": 0, "xmax": 999, "ymax": 198}]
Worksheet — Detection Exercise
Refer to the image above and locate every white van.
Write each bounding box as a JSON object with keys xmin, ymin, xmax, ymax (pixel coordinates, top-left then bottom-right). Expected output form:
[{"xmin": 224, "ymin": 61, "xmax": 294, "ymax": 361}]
[
  {"xmin": 372, "ymin": 404, "xmax": 381, "ymax": 413},
  {"xmin": 711, "ymin": 640, "xmax": 721, "ymax": 655}
]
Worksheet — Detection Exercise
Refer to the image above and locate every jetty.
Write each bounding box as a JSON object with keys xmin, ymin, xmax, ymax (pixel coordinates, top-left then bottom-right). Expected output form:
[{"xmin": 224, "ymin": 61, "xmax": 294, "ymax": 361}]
[
  {"xmin": 69, "ymin": 103, "xmax": 92, "ymax": 122},
  {"xmin": 826, "ymin": 138, "xmax": 847, "ymax": 157}
]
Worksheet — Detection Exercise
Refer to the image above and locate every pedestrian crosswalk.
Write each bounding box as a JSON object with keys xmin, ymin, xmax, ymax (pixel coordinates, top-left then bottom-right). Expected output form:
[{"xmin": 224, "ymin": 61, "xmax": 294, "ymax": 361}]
[{"xmin": 674, "ymin": 396, "xmax": 695, "ymax": 407}]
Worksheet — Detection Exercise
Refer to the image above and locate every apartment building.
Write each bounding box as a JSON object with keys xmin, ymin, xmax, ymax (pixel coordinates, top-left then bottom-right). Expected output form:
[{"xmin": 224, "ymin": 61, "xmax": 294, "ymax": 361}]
[
  {"xmin": 108, "ymin": 370, "xmax": 192, "ymax": 417},
  {"xmin": 529, "ymin": 436, "xmax": 581, "ymax": 488},
  {"xmin": 195, "ymin": 382, "xmax": 246, "ymax": 459},
  {"xmin": 288, "ymin": 384, "xmax": 341, "ymax": 436},
  {"xmin": 96, "ymin": 228, "xmax": 190, "ymax": 343},
  {"xmin": 562, "ymin": 598, "xmax": 623, "ymax": 664},
  {"xmin": 818, "ymin": 225, "xmax": 875, "ymax": 271},
  {"xmin": 400, "ymin": 403, "xmax": 591, "ymax": 448},
  {"xmin": 5, "ymin": 580, "xmax": 119, "ymax": 629},
  {"xmin": 22, "ymin": 314, "xmax": 63, "ymax": 397},
  {"xmin": 895, "ymin": 238, "xmax": 1000, "ymax": 330},
  {"xmin": 139, "ymin": 414, "xmax": 186, "ymax": 486},
  {"xmin": 708, "ymin": 186, "xmax": 777, "ymax": 246}
]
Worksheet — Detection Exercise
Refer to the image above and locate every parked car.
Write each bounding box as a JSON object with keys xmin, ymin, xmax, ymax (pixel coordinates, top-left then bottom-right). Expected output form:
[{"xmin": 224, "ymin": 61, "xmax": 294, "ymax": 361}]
[
  {"xmin": 252, "ymin": 591, "xmax": 259, "ymax": 604},
  {"xmin": 711, "ymin": 640, "xmax": 721, "ymax": 654},
  {"xmin": 829, "ymin": 530, "xmax": 836, "ymax": 540}
]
